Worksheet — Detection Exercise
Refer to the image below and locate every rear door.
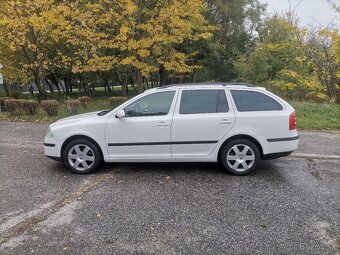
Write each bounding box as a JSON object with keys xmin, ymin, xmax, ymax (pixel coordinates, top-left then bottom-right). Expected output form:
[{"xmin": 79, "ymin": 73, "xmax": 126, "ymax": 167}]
[{"xmin": 171, "ymin": 88, "xmax": 235, "ymax": 159}]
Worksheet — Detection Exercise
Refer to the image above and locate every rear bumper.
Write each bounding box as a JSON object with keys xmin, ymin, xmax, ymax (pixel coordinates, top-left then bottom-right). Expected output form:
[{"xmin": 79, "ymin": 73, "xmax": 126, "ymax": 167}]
[
  {"xmin": 262, "ymin": 151, "xmax": 293, "ymax": 160},
  {"xmin": 259, "ymin": 132, "xmax": 299, "ymax": 155},
  {"xmin": 266, "ymin": 135, "xmax": 300, "ymax": 142}
]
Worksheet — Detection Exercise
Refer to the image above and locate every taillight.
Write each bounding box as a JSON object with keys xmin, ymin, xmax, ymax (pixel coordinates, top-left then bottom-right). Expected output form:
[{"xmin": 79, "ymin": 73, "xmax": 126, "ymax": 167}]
[{"xmin": 289, "ymin": 111, "xmax": 297, "ymax": 130}]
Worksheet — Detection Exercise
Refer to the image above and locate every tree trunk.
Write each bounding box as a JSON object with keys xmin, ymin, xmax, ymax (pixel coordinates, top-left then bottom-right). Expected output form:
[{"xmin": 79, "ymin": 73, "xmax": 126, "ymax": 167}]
[
  {"xmin": 137, "ymin": 70, "xmax": 144, "ymax": 93},
  {"xmin": 106, "ymin": 81, "xmax": 111, "ymax": 93},
  {"xmin": 159, "ymin": 66, "xmax": 165, "ymax": 86},
  {"xmin": 34, "ymin": 75, "xmax": 46, "ymax": 101},
  {"xmin": 335, "ymin": 89, "xmax": 340, "ymax": 104},
  {"xmin": 125, "ymin": 83, "xmax": 129, "ymax": 96},
  {"xmin": 29, "ymin": 84, "xmax": 34, "ymax": 96},
  {"xmin": 45, "ymin": 79, "xmax": 54, "ymax": 93},
  {"xmin": 3, "ymin": 82, "xmax": 11, "ymax": 97},
  {"xmin": 64, "ymin": 78, "xmax": 70, "ymax": 94},
  {"xmin": 143, "ymin": 77, "xmax": 148, "ymax": 89},
  {"xmin": 52, "ymin": 74, "xmax": 63, "ymax": 93},
  {"xmin": 129, "ymin": 77, "xmax": 135, "ymax": 90}
]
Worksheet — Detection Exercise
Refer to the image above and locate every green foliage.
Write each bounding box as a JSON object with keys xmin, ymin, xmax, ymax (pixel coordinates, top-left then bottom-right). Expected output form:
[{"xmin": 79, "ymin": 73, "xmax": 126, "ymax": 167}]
[
  {"xmin": 0, "ymin": 1, "xmax": 338, "ymax": 104},
  {"xmin": 41, "ymin": 100, "xmax": 60, "ymax": 116},
  {"xmin": 78, "ymin": 96, "xmax": 90, "ymax": 109},
  {"xmin": 22, "ymin": 100, "xmax": 39, "ymax": 115},
  {"xmin": 3, "ymin": 99, "xmax": 25, "ymax": 114},
  {"xmin": 66, "ymin": 99, "xmax": 81, "ymax": 113},
  {"xmin": 236, "ymin": 14, "xmax": 339, "ymax": 103},
  {"xmin": 0, "ymin": 97, "xmax": 11, "ymax": 111},
  {"xmin": 108, "ymin": 97, "xmax": 129, "ymax": 108}
]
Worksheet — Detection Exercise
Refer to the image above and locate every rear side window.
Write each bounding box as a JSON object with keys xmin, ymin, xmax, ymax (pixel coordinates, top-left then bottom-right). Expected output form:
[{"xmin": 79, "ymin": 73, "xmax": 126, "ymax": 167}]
[
  {"xmin": 231, "ymin": 90, "xmax": 283, "ymax": 112},
  {"xmin": 180, "ymin": 90, "xmax": 228, "ymax": 114}
]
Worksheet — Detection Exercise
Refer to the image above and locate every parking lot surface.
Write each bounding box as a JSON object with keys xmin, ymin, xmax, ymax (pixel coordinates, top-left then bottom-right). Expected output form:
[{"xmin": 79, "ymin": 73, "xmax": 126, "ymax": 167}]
[{"xmin": 0, "ymin": 121, "xmax": 339, "ymax": 254}]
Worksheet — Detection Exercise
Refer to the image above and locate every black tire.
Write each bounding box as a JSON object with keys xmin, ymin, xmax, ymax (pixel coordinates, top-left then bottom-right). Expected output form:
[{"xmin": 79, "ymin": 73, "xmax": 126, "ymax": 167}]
[
  {"xmin": 62, "ymin": 138, "xmax": 102, "ymax": 174},
  {"xmin": 220, "ymin": 139, "xmax": 260, "ymax": 175}
]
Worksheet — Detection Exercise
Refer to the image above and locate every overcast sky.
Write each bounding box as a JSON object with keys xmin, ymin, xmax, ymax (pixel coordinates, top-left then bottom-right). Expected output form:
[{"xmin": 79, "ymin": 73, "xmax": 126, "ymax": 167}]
[{"xmin": 260, "ymin": 0, "xmax": 340, "ymax": 27}]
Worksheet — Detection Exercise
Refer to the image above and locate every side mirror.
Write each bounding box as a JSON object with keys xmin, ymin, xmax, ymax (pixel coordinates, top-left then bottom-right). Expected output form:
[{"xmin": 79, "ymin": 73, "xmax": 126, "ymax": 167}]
[{"xmin": 115, "ymin": 109, "xmax": 126, "ymax": 119}]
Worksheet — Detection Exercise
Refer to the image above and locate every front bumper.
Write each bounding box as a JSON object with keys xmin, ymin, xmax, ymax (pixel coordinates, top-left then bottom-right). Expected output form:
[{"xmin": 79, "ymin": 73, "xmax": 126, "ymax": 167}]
[
  {"xmin": 46, "ymin": 155, "xmax": 63, "ymax": 162},
  {"xmin": 44, "ymin": 138, "xmax": 61, "ymax": 158}
]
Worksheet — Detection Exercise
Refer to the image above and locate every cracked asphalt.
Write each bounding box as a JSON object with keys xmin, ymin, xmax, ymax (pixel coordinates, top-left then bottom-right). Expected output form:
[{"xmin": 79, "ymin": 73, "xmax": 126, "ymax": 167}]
[{"xmin": 0, "ymin": 121, "xmax": 339, "ymax": 255}]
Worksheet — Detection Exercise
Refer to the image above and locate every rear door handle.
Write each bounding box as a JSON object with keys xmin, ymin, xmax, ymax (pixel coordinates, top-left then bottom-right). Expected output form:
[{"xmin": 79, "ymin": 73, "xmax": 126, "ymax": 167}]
[
  {"xmin": 157, "ymin": 121, "xmax": 169, "ymax": 127},
  {"xmin": 220, "ymin": 119, "xmax": 232, "ymax": 124}
]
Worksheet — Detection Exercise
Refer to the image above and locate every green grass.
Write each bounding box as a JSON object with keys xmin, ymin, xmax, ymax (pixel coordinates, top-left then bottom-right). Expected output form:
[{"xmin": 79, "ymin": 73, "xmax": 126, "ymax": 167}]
[
  {"xmin": 0, "ymin": 96, "xmax": 339, "ymax": 130},
  {"xmin": 291, "ymin": 101, "xmax": 340, "ymax": 130}
]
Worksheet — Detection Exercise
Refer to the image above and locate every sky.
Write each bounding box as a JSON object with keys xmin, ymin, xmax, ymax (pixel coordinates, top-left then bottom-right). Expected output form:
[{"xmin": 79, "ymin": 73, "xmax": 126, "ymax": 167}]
[{"xmin": 259, "ymin": 0, "xmax": 340, "ymax": 27}]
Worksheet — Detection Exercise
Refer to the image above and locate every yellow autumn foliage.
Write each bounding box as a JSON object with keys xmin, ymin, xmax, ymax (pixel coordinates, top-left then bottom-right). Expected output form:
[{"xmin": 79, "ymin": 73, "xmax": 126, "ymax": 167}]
[{"xmin": 0, "ymin": 0, "xmax": 213, "ymax": 88}]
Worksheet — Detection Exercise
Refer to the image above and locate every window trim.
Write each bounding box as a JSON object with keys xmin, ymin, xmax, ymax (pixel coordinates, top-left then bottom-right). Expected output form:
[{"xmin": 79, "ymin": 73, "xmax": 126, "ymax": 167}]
[
  {"xmin": 123, "ymin": 90, "xmax": 177, "ymax": 118},
  {"xmin": 229, "ymin": 89, "xmax": 285, "ymax": 112},
  {"xmin": 178, "ymin": 89, "xmax": 230, "ymax": 115}
]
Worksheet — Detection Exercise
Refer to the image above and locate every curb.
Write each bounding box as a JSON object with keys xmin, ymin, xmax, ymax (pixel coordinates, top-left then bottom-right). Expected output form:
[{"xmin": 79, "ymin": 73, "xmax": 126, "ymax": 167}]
[{"xmin": 290, "ymin": 153, "xmax": 340, "ymax": 160}]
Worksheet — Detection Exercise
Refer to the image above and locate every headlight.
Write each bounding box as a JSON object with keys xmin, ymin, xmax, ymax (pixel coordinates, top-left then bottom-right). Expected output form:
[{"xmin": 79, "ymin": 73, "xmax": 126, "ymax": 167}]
[{"xmin": 45, "ymin": 128, "xmax": 54, "ymax": 139}]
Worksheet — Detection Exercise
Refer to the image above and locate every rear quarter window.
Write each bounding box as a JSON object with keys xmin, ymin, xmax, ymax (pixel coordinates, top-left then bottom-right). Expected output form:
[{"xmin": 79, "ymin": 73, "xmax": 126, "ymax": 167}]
[{"xmin": 231, "ymin": 90, "xmax": 283, "ymax": 112}]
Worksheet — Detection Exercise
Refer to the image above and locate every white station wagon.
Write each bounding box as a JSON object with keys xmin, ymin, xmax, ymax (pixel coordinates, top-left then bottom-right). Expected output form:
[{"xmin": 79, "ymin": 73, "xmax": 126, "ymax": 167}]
[{"xmin": 44, "ymin": 83, "xmax": 299, "ymax": 175}]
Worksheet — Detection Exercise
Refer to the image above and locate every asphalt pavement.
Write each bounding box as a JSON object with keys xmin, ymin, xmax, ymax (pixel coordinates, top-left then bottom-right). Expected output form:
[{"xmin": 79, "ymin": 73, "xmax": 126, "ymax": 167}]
[{"xmin": 0, "ymin": 121, "xmax": 339, "ymax": 255}]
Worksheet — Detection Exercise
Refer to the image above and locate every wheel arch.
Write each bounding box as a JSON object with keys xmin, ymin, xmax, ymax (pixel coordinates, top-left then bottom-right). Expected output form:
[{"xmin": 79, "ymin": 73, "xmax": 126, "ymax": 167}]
[
  {"xmin": 61, "ymin": 135, "xmax": 104, "ymax": 160},
  {"xmin": 217, "ymin": 134, "xmax": 264, "ymax": 162}
]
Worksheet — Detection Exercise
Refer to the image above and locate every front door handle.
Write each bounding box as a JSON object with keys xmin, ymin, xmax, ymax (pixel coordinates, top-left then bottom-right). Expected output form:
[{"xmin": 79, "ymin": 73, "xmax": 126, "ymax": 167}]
[
  {"xmin": 157, "ymin": 121, "xmax": 169, "ymax": 127},
  {"xmin": 220, "ymin": 119, "xmax": 232, "ymax": 124}
]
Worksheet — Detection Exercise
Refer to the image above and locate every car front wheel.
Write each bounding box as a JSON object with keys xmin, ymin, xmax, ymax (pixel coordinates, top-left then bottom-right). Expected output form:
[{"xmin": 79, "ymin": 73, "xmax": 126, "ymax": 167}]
[
  {"xmin": 63, "ymin": 138, "xmax": 102, "ymax": 174},
  {"xmin": 220, "ymin": 139, "xmax": 260, "ymax": 175}
]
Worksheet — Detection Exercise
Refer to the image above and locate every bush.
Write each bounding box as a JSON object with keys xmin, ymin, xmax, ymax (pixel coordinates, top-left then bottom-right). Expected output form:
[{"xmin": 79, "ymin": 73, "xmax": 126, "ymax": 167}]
[
  {"xmin": 67, "ymin": 99, "xmax": 81, "ymax": 113},
  {"xmin": 4, "ymin": 99, "xmax": 24, "ymax": 114},
  {"xmin": 22, "ymin": 100, "xmax": 39, "ymax": 115},
  {"xmin": 41, "ymin": 100, "xmax": 60, "ymax": 116},
  {"xmin": 108, "ymin": 96, "xmax": 128, "ymax": 107},
  {"xmin": 78, "ymin": 96, "xmax": 90, "ymax": 109},
  {"xmin": 0, "ymin": 97, "xmax": 11, "ymax": 111}
]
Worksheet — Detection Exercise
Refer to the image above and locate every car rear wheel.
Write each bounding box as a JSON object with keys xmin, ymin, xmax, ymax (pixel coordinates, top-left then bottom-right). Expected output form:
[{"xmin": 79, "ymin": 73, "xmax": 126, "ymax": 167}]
[
  {"xmin": 220, "ymin": 139, "xmax": 260, "ymax": 175},
  {"xmin": 63, "ymin": 138, "xmax": 102, "ymax": 174}
]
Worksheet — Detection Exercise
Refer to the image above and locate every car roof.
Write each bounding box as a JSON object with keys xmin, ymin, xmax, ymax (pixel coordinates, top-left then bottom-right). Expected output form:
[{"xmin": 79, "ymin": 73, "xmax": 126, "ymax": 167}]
[{"xmin": 158, "ymin": 82, "xmax": 254, "ymax": 89}]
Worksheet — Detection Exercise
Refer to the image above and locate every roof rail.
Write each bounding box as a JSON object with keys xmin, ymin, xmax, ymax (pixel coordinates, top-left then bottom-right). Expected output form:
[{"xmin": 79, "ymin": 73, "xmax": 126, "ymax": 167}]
[{"xmin": 157, "ymin": 82, "xmax": 255, "ymax": 89}]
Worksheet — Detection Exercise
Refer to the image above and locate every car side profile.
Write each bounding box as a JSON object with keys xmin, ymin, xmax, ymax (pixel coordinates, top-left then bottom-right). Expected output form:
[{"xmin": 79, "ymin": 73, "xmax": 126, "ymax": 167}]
[{"xmin": 44, "ymin": 83, "xmax": 299, "ymax": 175}]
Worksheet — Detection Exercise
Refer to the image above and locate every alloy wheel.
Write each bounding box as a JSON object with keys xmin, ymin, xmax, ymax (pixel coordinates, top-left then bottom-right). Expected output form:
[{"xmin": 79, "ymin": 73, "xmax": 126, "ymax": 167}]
[
  {"xmin": 226, "ymin": 144, "xmax": 255, "ymax": 172},
  {"xmin": 68, "ymin": 144, "xmax": 95, "ymax": 171}
]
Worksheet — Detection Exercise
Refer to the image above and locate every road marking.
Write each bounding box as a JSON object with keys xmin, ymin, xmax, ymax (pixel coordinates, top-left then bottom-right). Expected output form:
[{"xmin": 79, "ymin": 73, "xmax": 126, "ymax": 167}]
[
  {"xmin": 290, "ymin": 153, "xmax": 340, "ymax": 160},
  {"xmin": 0, "ymin": 173, "xmax": 113, "ymax": 247}
]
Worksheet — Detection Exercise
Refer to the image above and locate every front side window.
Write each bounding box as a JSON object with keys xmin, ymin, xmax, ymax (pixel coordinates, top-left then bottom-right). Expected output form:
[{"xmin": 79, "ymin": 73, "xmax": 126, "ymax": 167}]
[
  {"xmin": 231, "ymin": 90, "xmax": 283, "ymax": 112},
  {"xmin": 124, "ymin": 91, "xmax": 175, "ymax": 117},
  {"xmin": 179, "ymin": 90, "xmax": 228, "ymax": 114}
]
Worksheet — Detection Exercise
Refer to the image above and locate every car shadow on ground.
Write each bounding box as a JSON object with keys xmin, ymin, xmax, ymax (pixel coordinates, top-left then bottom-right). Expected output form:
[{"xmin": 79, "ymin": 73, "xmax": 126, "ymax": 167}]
[
  {"xmin": 46, "ymin": 156, "xmax": 289, "ymax": 183},
  {"xmin": 98, "ymin": 159, "xmax": 287, "ymax": 179}
]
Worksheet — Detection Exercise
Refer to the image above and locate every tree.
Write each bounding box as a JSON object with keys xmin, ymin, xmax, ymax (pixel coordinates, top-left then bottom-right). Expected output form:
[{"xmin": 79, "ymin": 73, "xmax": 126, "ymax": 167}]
[
  {"xmin": 48, "ymin": 0, "xmax": 214, "ymax": 93},
  {"xmin": 298, "ymin": 28, "xmax": 340, "ymax": 102},
  {"xmin": 201, "ymin": 0, "xmax": 266, "ymax": 81},
  {"xmin": 0, "ymin": 0, "xmax": 63, "ymax": 99}
]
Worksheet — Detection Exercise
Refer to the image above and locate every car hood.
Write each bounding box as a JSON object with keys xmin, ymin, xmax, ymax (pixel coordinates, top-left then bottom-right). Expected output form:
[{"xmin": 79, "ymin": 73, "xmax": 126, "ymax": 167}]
[{"xmin": 52, "ymin": 111, "xmax": 105, "ymax": 127}]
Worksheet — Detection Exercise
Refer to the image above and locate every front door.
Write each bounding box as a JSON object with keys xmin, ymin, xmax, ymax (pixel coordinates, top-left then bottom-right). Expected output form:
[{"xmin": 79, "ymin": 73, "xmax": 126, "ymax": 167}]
[{"xmin": 105, "ymin": 90, "xmax": 177, "ymax": 160}]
